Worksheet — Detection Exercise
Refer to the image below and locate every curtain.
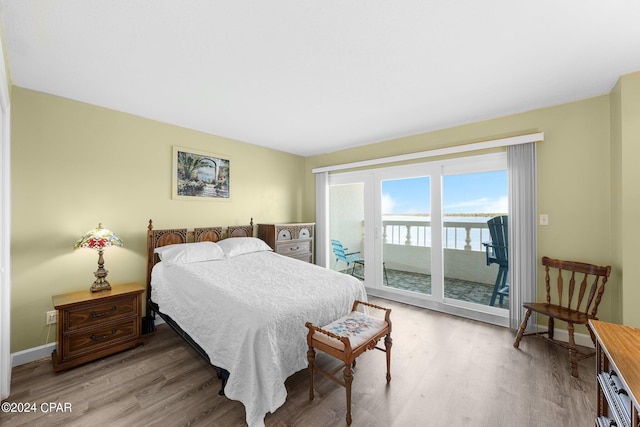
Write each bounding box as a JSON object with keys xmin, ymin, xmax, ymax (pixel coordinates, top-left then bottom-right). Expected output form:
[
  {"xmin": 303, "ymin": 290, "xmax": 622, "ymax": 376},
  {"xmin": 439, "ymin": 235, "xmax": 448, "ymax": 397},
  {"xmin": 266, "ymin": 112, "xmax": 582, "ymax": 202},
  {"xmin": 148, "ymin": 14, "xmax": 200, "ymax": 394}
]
[
  {"xmin": 315, "ymin": 172, "xmax": 329, "ymax": 268},
  {"xmin": 507, "ymin": 142, "xmax": 538, "ymax": 330}
]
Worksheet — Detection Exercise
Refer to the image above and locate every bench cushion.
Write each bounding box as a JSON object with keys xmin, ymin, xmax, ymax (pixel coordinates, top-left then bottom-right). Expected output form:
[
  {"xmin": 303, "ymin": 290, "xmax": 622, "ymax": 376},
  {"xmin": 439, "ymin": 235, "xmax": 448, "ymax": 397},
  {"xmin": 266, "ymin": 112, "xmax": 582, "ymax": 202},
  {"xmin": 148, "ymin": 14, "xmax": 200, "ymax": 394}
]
[{"xmin": 314, "ymin": 311, "xmax": 387, "ymax": 351}]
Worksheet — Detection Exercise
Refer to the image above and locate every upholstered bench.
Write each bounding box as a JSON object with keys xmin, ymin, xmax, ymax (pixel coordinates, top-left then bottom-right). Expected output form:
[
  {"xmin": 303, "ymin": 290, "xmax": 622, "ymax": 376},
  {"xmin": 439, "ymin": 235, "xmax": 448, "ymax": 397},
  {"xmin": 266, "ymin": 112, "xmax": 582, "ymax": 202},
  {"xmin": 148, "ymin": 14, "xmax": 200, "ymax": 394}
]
[{"xmin": 305, "ymin": 300, "xmax": 392, "ymax": 426}]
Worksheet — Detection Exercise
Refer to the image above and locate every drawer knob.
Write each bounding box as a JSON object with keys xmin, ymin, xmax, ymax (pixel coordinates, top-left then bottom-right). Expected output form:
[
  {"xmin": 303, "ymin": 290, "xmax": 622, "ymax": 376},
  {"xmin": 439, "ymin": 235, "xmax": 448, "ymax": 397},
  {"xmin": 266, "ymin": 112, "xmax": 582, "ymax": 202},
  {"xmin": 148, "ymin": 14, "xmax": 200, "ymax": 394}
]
[
  {"xmin": 90, "ymin": 329, "xmax": 117, "ymax": 341},
  {"xmin": 290, "ymin": 246, "xmax": 299, "ymax": 251},
  {"xmin": 90, "ymin": 306, "xmax": 117, "ymax": 318}
]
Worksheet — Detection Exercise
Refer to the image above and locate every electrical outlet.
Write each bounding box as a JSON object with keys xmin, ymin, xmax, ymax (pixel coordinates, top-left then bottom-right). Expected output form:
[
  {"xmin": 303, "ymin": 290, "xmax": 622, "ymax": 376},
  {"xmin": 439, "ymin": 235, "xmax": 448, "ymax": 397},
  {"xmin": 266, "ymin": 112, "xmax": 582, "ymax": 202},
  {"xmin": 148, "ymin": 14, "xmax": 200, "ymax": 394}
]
[{"xmin": 46, "ymin": 310, "xmax": 57, "ymax": 325}]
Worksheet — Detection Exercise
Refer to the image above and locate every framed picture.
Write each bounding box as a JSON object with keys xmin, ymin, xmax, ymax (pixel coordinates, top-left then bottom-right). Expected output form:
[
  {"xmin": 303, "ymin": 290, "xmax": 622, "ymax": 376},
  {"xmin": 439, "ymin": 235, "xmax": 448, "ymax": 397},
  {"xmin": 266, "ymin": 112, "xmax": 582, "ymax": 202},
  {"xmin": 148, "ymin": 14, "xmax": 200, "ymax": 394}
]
[{"xmin": 172, "ymin": 146, "xmax": 230, "ymax": 200}]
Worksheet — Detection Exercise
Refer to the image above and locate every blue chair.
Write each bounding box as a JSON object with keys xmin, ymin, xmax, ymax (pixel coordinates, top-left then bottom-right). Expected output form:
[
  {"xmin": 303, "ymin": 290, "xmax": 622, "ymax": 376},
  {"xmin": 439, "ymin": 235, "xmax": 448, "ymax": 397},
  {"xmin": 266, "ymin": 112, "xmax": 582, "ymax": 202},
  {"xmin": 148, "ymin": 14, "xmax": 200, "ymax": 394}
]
[
  {"xmin": 331, "ymin": 240, "xmax": 364, "ymax": 276},
  {"xmin": 331, "ymin": 239, "xmax": 388, "ymax": 284},
  {"xmin": 482, "ymin": 216, "xmax": 509, "ymax": 306}
]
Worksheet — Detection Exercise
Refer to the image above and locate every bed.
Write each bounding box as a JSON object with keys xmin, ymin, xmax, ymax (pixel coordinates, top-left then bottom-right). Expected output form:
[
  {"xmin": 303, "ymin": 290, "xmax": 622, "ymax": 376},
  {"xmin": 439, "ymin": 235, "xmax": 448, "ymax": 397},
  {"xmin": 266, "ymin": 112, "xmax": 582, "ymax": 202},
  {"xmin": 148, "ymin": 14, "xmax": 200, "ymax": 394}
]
[{"xmin": 145, "ymin": 220, "xmax": 367, "ymax": 427}]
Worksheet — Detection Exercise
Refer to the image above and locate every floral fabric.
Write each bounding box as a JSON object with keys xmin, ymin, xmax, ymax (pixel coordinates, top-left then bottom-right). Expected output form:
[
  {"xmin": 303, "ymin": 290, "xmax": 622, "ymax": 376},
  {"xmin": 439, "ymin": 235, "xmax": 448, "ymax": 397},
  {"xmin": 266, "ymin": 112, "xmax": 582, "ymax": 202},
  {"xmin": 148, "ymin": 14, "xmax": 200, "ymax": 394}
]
[
  {"xmin": 326, "ymin": 311, "xmax": 378, "ymax": 337},
  {"xmin": 319, "ymin": 310, "xmax": 387, "ymax": 350}
]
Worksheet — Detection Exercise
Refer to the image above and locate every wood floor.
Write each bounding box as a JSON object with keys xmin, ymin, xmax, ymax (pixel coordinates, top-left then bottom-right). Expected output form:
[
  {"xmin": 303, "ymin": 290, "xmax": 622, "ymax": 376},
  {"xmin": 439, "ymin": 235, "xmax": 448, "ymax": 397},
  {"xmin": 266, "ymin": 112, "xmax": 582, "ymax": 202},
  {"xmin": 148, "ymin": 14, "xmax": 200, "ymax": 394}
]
[{"xmin": 1, "ymin": 297, "xmax": 597, "ymax": 426}]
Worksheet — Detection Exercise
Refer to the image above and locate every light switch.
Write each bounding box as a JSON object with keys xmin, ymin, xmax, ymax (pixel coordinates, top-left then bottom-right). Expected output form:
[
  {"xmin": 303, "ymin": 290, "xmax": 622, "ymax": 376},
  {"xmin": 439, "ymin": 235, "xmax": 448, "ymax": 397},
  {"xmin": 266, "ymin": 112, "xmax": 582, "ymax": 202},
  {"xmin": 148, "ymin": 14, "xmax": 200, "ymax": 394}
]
[{"xmin": 539, "ymin": 214, "xmax": 549, "ymax": 226}]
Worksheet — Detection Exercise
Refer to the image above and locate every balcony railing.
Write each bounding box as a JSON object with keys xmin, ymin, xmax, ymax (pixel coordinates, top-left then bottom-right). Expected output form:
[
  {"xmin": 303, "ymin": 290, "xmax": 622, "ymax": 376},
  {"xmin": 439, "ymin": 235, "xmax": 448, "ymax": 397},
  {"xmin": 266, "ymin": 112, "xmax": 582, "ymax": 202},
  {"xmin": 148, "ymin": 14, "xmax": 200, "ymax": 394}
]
[{"xmin": 382, "ymin": 218, "xmax": 491, "ymax": 251}]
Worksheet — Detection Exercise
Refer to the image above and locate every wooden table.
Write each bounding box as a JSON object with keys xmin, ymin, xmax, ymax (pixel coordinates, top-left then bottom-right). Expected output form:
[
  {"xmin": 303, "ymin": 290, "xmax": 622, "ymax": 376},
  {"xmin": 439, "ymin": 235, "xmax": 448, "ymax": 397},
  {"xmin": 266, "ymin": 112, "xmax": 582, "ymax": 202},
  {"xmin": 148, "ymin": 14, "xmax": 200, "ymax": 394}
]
[
  {"xmin": 590, "ymin": 319, "xmax": 640, "ymax": 427},
  {"xmin": 52, "ymin": 283, "xmax": 144, "ymax": 372}
]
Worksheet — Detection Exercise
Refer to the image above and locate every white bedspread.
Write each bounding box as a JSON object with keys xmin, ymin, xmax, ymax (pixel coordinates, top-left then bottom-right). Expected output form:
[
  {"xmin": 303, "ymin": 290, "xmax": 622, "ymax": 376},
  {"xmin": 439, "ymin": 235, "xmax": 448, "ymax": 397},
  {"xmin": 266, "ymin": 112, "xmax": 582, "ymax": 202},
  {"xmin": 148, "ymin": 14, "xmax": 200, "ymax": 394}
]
[{"xmin": 151, "ymin": 251, "xmax": 367, "ymax": 427}]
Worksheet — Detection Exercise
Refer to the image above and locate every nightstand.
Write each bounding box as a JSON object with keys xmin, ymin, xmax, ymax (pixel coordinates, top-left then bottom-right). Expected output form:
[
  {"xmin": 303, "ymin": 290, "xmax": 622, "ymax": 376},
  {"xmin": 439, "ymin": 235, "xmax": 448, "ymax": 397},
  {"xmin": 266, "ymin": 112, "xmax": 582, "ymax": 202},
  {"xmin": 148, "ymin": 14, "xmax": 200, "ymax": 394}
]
[
  {"xmin": 51, "ymin": 283, "xmax": 144, "ymax": 372},
  {"xmin": 258, "ymin": 223, "xmax": 315, "ymax": 263}
]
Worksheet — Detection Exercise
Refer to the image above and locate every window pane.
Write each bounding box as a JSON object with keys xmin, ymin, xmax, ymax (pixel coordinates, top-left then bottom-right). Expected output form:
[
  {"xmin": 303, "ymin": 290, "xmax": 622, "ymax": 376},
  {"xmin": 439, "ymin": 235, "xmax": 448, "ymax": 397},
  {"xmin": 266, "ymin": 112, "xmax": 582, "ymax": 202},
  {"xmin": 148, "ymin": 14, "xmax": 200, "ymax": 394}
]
[
  {"xmin": 442, "ymin": 170, "xmax": 509, "ymax": 309},
  {"xmin": 381, "ymin": 176, "xmax": 431, "ymax": 295},
  {"xmin": 329, "ymin": 183, "xmax": 365, "ymax": 280}
]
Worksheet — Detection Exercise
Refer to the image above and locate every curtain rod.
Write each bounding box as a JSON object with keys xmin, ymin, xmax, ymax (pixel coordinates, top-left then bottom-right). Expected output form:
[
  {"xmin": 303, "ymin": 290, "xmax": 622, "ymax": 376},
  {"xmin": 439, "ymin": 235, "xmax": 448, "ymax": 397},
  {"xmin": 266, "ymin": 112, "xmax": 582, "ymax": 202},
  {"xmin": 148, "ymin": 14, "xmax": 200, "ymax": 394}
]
[{"xmin": 312, "ymin": 132, "xmax": 544, "ymax": 174}]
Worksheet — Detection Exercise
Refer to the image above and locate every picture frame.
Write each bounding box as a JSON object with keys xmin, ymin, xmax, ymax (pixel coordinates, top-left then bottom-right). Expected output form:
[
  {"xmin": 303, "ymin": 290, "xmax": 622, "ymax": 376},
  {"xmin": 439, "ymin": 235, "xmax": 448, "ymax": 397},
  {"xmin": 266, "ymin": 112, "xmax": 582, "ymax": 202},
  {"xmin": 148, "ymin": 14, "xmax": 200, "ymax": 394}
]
[{"xmin": 172, "ymin": 146, "xmax": 230, "ymax": 200}]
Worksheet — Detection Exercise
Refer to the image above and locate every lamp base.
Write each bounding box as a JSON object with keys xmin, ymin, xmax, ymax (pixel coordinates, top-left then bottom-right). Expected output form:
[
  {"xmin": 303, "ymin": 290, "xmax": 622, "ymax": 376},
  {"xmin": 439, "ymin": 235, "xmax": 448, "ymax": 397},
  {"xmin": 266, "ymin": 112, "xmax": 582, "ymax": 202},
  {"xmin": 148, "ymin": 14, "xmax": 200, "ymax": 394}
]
[
  {"xmin": 90, "ymin": 280, "xmax": 111, "ymax": 293},
  {"xmin": 91, "ymin": 254, "xmax": 112, "ymax": 293}
]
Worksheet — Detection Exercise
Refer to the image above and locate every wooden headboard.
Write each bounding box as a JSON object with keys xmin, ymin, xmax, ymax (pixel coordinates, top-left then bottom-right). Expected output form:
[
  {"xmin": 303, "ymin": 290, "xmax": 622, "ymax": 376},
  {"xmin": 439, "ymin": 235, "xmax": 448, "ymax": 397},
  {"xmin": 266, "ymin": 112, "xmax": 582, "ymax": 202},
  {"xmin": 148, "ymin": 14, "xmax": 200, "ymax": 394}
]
[{"xmin": 145, "ymin": 218, "xmax": 254, "ymax": 312}]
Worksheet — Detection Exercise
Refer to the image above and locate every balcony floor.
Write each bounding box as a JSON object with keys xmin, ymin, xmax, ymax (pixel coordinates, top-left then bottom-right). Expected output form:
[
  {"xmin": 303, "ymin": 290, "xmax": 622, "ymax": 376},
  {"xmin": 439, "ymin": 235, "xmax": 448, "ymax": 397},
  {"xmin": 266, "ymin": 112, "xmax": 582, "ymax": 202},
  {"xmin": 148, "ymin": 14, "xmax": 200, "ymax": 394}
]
[{"xmin": 376, "ymin": 268, "xmax": 509, "ymax": 309}]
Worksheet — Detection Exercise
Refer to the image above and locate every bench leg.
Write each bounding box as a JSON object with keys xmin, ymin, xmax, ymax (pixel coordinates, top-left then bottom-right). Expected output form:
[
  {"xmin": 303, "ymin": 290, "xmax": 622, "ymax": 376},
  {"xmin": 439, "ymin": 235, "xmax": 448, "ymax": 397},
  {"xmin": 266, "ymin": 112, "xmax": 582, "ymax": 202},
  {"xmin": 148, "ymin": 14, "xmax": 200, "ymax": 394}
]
[
  {"xmin": 385, "ymin": 334, "xmax": 392, "ymax": 383},
  {"xmin": 344, "ymin": 364, "xmax": 353, "ymax": 426},
  {"xmin": 307, "ymin": 347, "xmax": 316, "ymax": 401}
]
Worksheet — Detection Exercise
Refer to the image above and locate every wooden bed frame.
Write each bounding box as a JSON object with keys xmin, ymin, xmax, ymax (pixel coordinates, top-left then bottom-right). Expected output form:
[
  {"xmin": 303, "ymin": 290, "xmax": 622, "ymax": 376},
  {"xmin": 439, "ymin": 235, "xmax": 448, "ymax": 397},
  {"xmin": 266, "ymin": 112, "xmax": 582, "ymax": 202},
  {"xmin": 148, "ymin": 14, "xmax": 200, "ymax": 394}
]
[{"xmin": 144, "ymin": 218, "xmax": 254, "ymax": 395}]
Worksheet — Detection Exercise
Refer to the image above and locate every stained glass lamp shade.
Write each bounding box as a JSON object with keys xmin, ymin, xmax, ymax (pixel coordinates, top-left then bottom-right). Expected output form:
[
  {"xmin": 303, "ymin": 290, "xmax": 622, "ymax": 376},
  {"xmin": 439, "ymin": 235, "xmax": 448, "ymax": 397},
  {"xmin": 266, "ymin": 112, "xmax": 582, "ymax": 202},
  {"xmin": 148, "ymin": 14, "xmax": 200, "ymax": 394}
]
[{"xmin": 74, "ymin": 223, "xmax": 123, "ymax": 292}]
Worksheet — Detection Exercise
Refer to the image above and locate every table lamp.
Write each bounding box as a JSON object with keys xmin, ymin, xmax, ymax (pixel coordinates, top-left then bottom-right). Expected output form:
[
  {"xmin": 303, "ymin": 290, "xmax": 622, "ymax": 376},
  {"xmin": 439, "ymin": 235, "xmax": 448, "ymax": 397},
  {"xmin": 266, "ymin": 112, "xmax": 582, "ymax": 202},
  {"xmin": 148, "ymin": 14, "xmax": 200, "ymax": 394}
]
[{"xmin": 73, "ymin": 223, "xmax": 123, "ymax": 292}]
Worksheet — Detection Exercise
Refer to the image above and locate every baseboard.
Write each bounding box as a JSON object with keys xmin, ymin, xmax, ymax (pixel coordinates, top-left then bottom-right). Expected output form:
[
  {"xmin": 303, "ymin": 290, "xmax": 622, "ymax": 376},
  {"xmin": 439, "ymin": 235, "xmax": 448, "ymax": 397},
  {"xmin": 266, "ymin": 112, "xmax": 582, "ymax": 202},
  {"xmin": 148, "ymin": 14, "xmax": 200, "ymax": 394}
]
[
  {"xmin": 368, "ymin": 290, "xmax": 594, "ymax": 348},
  {"xmin": 529, "ymin": 324, "xmax": 594, "ymax": 349},
  {"xmin": 11, "ymin": 343, "xmax": 56, "ymax": 367},
  {"xmin": 11, "ymin": 318, "xmax": 166, "ymax": 368}
]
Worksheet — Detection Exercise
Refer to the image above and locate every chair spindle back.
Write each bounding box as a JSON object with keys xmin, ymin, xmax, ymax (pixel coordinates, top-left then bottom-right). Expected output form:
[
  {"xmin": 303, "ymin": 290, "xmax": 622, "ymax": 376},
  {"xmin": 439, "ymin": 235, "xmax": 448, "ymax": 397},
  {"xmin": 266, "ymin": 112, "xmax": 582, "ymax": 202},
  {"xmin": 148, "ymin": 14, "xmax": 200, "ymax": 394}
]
[{"xmin": 542, "ymin": 256, "xmax": 611, "ymax": 318}]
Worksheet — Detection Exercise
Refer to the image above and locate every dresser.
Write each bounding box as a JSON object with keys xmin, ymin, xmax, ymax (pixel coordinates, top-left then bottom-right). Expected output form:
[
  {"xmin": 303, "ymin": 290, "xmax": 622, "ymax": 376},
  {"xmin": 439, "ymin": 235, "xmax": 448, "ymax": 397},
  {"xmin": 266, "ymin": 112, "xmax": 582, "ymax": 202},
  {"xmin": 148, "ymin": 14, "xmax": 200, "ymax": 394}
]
[
  {"xmin": 52, "ymin": 283, "xmax": 144, "ymax": 372},
  {"xmin": 590, "ymin": 320, "xmax": 640, "ymax": 427},
  {"xmin": 257, "ymin": 223, "xmax": 315, "ymax": 263}
]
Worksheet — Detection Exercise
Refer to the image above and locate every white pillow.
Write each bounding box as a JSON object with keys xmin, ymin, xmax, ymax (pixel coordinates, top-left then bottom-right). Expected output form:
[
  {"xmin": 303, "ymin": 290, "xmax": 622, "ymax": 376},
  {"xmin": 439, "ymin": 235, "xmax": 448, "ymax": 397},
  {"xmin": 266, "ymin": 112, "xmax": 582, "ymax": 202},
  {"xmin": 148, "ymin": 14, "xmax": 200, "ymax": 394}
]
[
  {"xmin": 154, "ymin": 241, "xmax": 226, "ymax": 265},
  {"xmin": 217, "ymin": 237, "xmax": 272, "ymax": 257}
]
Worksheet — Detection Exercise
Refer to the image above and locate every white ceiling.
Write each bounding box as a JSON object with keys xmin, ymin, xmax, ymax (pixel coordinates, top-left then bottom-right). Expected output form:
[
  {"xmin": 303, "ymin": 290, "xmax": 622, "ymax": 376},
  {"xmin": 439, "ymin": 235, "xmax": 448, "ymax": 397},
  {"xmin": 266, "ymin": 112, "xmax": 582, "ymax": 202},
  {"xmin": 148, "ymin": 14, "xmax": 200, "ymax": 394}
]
[{"xmin": 2, "ymin": 1, "xmax": 640, "ymax": 157}]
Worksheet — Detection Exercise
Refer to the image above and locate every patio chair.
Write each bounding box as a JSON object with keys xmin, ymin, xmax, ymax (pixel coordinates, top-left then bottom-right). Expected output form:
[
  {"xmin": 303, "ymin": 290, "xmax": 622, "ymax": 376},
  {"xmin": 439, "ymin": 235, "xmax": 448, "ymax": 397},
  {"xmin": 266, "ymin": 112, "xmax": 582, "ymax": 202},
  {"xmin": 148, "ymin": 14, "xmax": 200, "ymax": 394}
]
[
  {"xmin": 352, "ymin": 258, "xmax": 389, "ymax": 285},
  {"xmin": 482, "ymin": 215, "xmax": 509, "ymax": 306},
  {"xmin": 331, "ymin": 240, "xmax": 363, "ymax": 275},
  {"xmin": 331, "ymin": 239, "xmax": 389, "ymax": 284}
]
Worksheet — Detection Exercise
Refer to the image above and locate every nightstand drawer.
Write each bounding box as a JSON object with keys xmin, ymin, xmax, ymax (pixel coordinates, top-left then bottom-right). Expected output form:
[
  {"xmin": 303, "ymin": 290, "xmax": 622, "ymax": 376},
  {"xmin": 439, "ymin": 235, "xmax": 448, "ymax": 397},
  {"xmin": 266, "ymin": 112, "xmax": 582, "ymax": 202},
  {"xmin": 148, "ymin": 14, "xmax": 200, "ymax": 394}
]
[
  {"xmin": 52, "ymin": 283, "xmax": 145, "ymax": 371},
  {"xmin": 276, "ymin": 240, "xmax": 312, "ymax": 257},
  {"xmin": 66, "ymin": 295, "xmax": 139, "ymax": 331},
  {"xmin": 63, "ymin": 317, "xmax": 140, "ymax": 359}
]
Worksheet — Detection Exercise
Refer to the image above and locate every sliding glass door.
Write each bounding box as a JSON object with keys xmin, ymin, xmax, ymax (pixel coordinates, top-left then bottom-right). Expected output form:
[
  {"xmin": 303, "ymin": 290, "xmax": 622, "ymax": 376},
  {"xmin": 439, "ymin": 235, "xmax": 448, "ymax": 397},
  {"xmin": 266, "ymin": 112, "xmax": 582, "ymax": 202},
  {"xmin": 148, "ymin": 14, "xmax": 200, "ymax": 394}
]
[
  {"xmin": 328, "ymin": 152, "xmax": 509, "ymax": 326},
  {"xmin": 442, "ymin": 170, "xmax": 508, "ymax": 311}
]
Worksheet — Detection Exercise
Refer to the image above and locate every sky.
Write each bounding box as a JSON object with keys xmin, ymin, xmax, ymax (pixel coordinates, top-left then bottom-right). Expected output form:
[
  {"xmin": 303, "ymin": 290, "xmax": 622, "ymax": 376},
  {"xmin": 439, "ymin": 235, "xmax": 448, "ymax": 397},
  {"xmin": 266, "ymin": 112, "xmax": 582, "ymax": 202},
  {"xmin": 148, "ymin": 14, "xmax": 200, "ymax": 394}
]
[{"xmin": 381, "ymin": 171, "xmax": 508, "ymax": 215}]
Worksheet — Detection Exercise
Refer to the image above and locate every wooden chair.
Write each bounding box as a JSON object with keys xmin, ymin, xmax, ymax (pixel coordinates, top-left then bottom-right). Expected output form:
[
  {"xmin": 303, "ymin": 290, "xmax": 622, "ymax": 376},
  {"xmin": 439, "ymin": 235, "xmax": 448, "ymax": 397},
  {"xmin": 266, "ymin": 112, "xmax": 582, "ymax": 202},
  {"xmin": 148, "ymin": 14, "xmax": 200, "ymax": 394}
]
[
  {"xmin": 513, "ymin": 256, "xmax": 611, "ymax": 377},
  {"xmin": 306, "ymin": 301, "xmax": 392, "ymax": 426}
]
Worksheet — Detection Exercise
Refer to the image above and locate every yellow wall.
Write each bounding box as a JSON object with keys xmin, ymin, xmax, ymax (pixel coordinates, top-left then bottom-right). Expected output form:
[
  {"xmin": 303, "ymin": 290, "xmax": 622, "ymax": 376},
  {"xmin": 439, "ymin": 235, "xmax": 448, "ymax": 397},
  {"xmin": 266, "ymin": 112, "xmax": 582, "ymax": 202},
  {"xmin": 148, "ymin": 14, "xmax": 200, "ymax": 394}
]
[
  {"xmin": 306, "ymin": 89, "xmax": 633, "ymax": 328},
  {"xmin": 610, "ymin": 78, "xmax": 623, "ymax": 325},
  {"xmin": 10, "ymin": 87, "xmax": 306, "ymax": 352},
  {"xmin": 617, "ymin": 72, "xmax": 640, "ymax": 327}
]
